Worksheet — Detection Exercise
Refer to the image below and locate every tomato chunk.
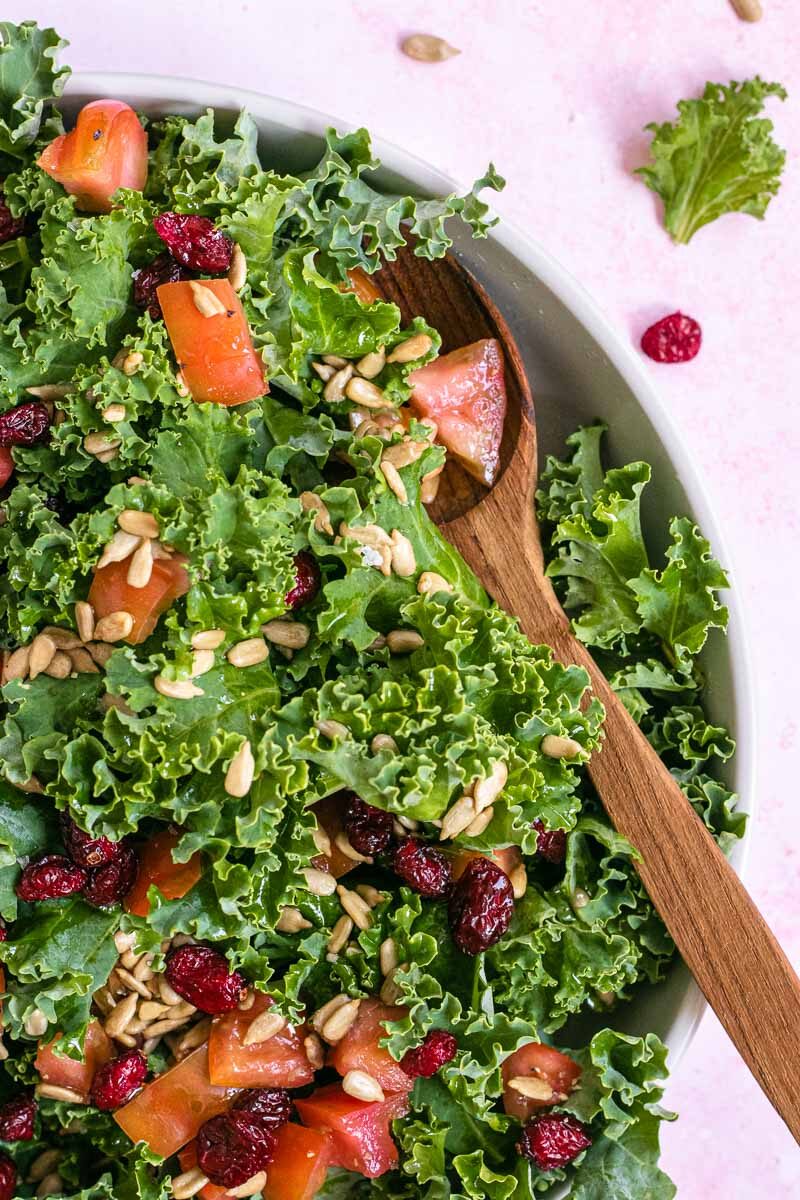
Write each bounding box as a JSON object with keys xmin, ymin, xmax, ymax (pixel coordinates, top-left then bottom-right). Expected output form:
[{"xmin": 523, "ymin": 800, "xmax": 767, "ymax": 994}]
[
  {"xmin": 35, "ymin": 1020, "xmax": 113, "ymax": 1100},
  {"xmin": 88, "ymin": 555, "xmax": 190, "ymax": 646},
  {"xmin": 343, "ymin": 267, "xmax": 384, "ymax": 306},
  {"xmin": 329, "ymin": 998, "xmax": 411, "ymax": 1095},
  {"xmin": 157, "ymin": 280, "xmax": 266, "ymax": 406},
  {"xmin": 310, "ymin": 794, "xmax": 358, "ymax": 879},
  {"xmin": 125, "ymin": 829, "xmax": 203, "ymax": 918},
  {"xmin": 0, "ymin": 448, "xmax": 13, "ymax": 489},
  {"xmin": 38, "ymin": 100, "xmax": 147, "ymax": 213},
  {"xmin": 409, "ymin": 337, "xmax": 507, "ymax": 486},
  {"xmin": 295, "ymin": 1083, "xmax": 409, "ymax": 1178},
  {"xmin": 177, "ymin": 1144, "xmax": 229, "ymax": 1200},
  {"xmin": 262, "ymin": 1123, "xmax": 333, "ymax": 1200},
  {"xmin": 450, "ymin": 846, "xmax": 522, "ymax": 882},
  {"xmin": 501, "ymin": 1042, "xmax": 582, "ymax": 1121},
  {"xmin": 208, "ymin": 992, "xmax": 315, "ymax": 1089},
  {"xmin": 114, "ymin": 1044, "xmax": 237, "ymax": 1156}
]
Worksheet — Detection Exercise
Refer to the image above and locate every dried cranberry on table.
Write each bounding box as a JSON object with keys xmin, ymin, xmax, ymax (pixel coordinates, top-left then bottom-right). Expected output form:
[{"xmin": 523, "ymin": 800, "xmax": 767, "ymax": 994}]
[
  {"xmin": 153, "ymin": 213, "xmax": 233, "ymax": 274},
  {"xmin": 344, "ymin": 796, "xmax": 394, "ymax": 857},
  {"xmin": 132, "ymin": 251, "xmax": 190, "ymax": 319},
  {"xmin": 285, "ymin": 550, "xmax": 321, "ymax": 611},
  {"xmin": 401, "ymin": 1029, "xmax": 458, "ymax": 1079},
  {"xmin": 89, "ymin": 1048, "xmax": 147, "ymax": 1111},
  {"xmin": 196, "ymin": 1109, "xmax": 276, "ymax": 1188},
  {"xmin": 0, "ymin": 401, "xmax": 50, "ymax": 448},
  {"xmin": 640, "ymin": 311, "xmax": 701, "ymax": 363},
  {"xmin": 164, "ymin": 943, "xmax": 246, "ymax": 1014},
  {"xmin": 517, "ymin": 1112, "xmax": 592, "ymax": 1170},
  {"xmin": 83, "ymin": 841, "xmax": 139, "ymax": 908},
  {"xmin": 448, "ymin": 856, "xmax": 514, "ymax": 954},
  {"xmin": 0, "ymin": 1152, "xmax": 16, "ymax": 1200},
  {"xmin": 231, "ymin": 1087, "xmax": 293, "ymax": 1131},
  {"xmin": 60, "ymin": 811, "xmax": 120, "ymax": 867},
  {"xmin": 0, "ymin": 194, "xmax": 25, "ymax": 245},
  {"xmin": 532, "ymin": 818, "xmax": 567, "ymax": 865},
  {"xmin": 0, "ymin": 1093, "xmax": 37, "ymax": 1141},
  {"xmin": 16, "ymin": 854, "xmax": 87, "ymax": 902},
  {"xmin": 393, "ymin": 838, "xmax": 452, "ymax": 898}
]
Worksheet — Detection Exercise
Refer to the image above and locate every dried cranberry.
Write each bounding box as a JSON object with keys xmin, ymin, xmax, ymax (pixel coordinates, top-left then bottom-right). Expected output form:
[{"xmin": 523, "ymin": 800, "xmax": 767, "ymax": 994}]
[
  {"xmin": 393, "ymin": 838, "xmax": 452, "ymax": 898},
  {"xmin": 285, "ymin": 551, "xmax": 321, "ymax": 611},
  {"xmin": 197, "ymin": 1110, "xmax": 276, "ymax": 1188},
  {"xmin": 153, "ymin": 213, "xmax": 233, "ymax": 274},
  {"xmin": 165, "ymin": 944, "xmax": 246, "ymax": 1014},
  {"xmin": 231, "ymin": 1088, "xmax": 293, "ymax": 1131},
  {"xmin": 0, "ymin": 924, "xmax": 6, "ymax": 942},
  {"xmin": 60, "ymin": 811, "xmax": 120, "ymax": 868},
  {"xmin": 16, "ymin": 854, "xmax": 86, "ymax": 902},
  {"xmin": 0, "ymin": 195, "xmax": 25, "ymax": 245},
  {"xmin": 401, "ymin": 1029, "xmax": 458, "ymax": 1079},
  {"xmin": 0, "ymin": 401, "xmax": 50, "ymax": 448},
  {"xmin": 0, "ymin": 1152, "xmax": 16, "ymax": 1200},
  {"xmin": 0, "ymin": 1093, "xmax": 36, "ymax": 1141},
  {"xmin": 532, "ymin": 819, "xmax": 567, "ymax": 865},
  {"xmin": 83, "ymin": 841, "xmax": 139, "ymax": 908},
  {"xmin": 344, "ymin": 796, "xmax": 394, "ymax": 857},
  {"xmin": 517, "ymin": 1113, "xmax": 591, "ymax": 1171},
  {"xmin": 448, "ymin": 857, "xmax": 514, "ymax": 955},
  {"xmin": 89, "ymin": 1048, "xmax": 147, "ymax": 1111},
  {"xmin": 640, "ymin": 312, "xmax": 701, "ymax": 364},
  {"xmin": 132, "ymin": 251, "xmax": 190, "ymax": 319}
]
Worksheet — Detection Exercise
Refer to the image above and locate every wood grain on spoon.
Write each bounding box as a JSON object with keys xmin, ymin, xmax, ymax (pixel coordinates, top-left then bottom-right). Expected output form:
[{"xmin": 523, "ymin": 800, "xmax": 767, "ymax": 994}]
[{"xmin": 376, "ymin": 244, "xmax": 800, "ymax": 1143}]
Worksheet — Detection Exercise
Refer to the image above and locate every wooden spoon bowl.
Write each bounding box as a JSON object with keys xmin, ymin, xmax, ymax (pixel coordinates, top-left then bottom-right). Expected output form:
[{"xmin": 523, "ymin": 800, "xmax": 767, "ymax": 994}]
[{"xmin": 376, "ymin": 243, "xmax": 800, "ymax": 1144}]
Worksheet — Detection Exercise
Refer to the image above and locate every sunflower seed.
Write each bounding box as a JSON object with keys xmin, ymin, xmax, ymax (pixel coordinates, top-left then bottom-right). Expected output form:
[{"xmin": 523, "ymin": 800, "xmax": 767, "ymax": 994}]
[
  {"xmin": 146, "ymin": 1016, "xmax": 193, "ymax": 1038},
  {"xmin": 224, "ymin": 739, "xmax": 255, "ymax": 797},
  {"xmin": 104, "ymin": 991, "xmax": 139, "ymax": 1037},
  {"xmin": 189, "ymin": 649, "xmax": 215, "ymax": 678},
  {"xmin": 154, "ymin": 675, "xmax": 204, "ymax": 700},
  {"xmin": 170, "ymin": 1167, "xmax": 210, "ymax": 1199},
  {"xmin": 28, "ymin": 1150, "xmax": 63, "ymax": 1183},
  {"xmin": 114, "ymin": 930, "xmax": 137, "ymax": 954},
  {"xmin": 84, "ymin": 432, "xmax": 121, "ymax": 456},
  {"xmin": 370, "ymin": 733, "xmax": 398, "ymax": 754},
  {"xmin": 420, "ymin": 465, "xmax": 443, "ymax": 504},
  {"xmin": 97, "ymin": 530, "xmax": 141, "ymax": 569},
  {"xmin": 41, "ymin": 626, "xmax": 83, "ymax": 650},
  {"xmin": 226, "ymin": 638, "xmax": 269, "ymax": 668},
  {"xmin": 238, "ymin": 991, "xmax": 255, "ymax": 1012},
  {"xmin": 175, "ymin": 1018, "xmax": 212, "ymax": 1057},
  {"xmin": 474, "ymin": 761, "xmax": 508, "ymax": 813},
  {"xmin": 44, "ymin": 650, "xmax": 72, "ymax": 679},
  {"xmin": 323, "ymin": 355, "xmax": 349, "ymax": 367},
  {"xmin": 439, "ymin": 794, "xmax": 478, "ymax": 841},
  {"xmin": 401, "ymin": 33, "xmax": 460, "ymax": 62},
  {"xmin": 395, "ymin": 815, "xmax": 418, "ymax": 832},
  {"xmin": 345, "ymin": 376, "xmax": 388, "ymax": 410},
  {"xmin": 541, "ymin": 734, "xmax": 582, "ymax": 759},
  {"xmin": 315, "ymin": 719, "xmax": 349, "ymax": 741},
  {"xmin": 75, "ymin": 601, "xmax": 96, "ymax": 643},
  {"xmin": 417, "ymin": 571, "xmax": 452, "ymax": 596},
  {"xmin": 342, "ymin": 1069, "xmax": 384, "ymax": 1102},
  {"xmin": 334, "ymin": 831, "xmax": 372, "ymax": 865},
  {"xmin": 323, "ymin": 363, "xmax": 355, "ymax": 404},
  {"xmin": 299, "ymin": 491, "xmax": 334, "ymax": 536},
  {"xmin": 101, "ymin": 403, "xmax": 126, "ymax": 423},
  {"xmin": 89, "ymin": 642, "xmax": 114, "ymax": 667},
  {"xmin": 310, "ymin": 993, "xmax": 350, "ymax": 1033},
  {"xmin": 320, "ymin": 998, "xmax": 361, "ymax": 1044},
  {"xmin": 157, "ymin": 977, "xmax": 184, "ymax": 1006},
  {"xmin": 114, "ymin": 966, "xmax": 153, "ymax": 998},
  {"xmin": 386, "ymin": 332, "xmax": 434, "ymax": 362},
  {"xmin": 382, "ymin": 440, "xmax": 427, "ymax": 470},
  {"xmin": 28, "ymin": 634, "xmax": 56, "ymax": 680},
  {"xmin": 302, "ymin": 867, "xmax": 337, "ymax": 897},
  {"xmin": 118, "ymin": 509, "xmax": 159, "ymax": 539},
  {"xmin": 312, "ymin": 361, "xmax": 336, "ymax": 382},
  {"xmin": 389, "ymin": 529, "xmax": 415, "ymax": 576},
  {"xmin": 262, "ymin": 620, "xmax": 310, "ymax": 650},
  {"xmin": 354, "ymin": 883, "xmax": 384, "ymax": 907},
  {"xmin": 121, "ymin": 351, "xmax": 144, "ymax": 376},
  {"xmin": 36, "ymin": 1084, "xmax": 85, "ymax": 1103},
  {"xmin": 509, "ymin": 864, "xmax": 528, "ymax": 900},
  {"xmin": 355, "ymin": 346, "xmax": 386, "ymax": 379},
  {"xmin": 464, "ymin": 805, "xmax": 494, "ymax": 837},
  {"xmin": 276, "ymin": 906, "xmax": 313, "ymax": 933},
  {"xmin": 336, "ymin": 884, "xmax": 373, "ymax": 931},
  {"xmin": 226, "ymin": 1173, "xmax": 267, "ymax": 1199},
  {"xmin": 571, "ymin": 888, "xmax": 591, "ymax": 911},
  {"xmin": 312, "ymin": 824, "xmax": 332, "ymax": 856},
  {"xmin": 175, "ymin": 370, "xmax": 190, "ymax": 398},
  {"xmin": 18, "ymin": 776, "xmax": 44, "ymax": 794},
  {"xmin": 328, "ymin": 914, "xmax": 354, "ymax": 954},
  {"xmin": 730, "ymin": 0, "xmax": 762, "ymax": 20},
  {"xmin": 304, "ymin": 1032, "xmax": 325, "ymax": 1069},
  {"xmin": 386, "ymin": 629, "xmax": 424, "ymax": 653},
  {"xmin": 379, "ymin": 937, "xmax": 398, "ymax": 976},
  {"xmin": 189, "ymin": 280, "xmax": 227, "ymax": 317},
  {"xmin": 242, "ymin": 1009, "xmax": 286, "ymax": 1046},
  {"xmin": 24, "ymin": 1009, "xmax": 48, "ymax": 1037},
  {"xmin": 191, "ymin": 628, "xmax": 225, "ymax": 651},
  {"xmin": 228, "ymin": 244, "xmax": 247, "ymax": 292},
  {"xmin": 508, "ymin": 1075, "xmax": 555, "ymax": 1101},
  {"xmin": 3, "ymin": 645, "xmax": 30, "ymax": 683},
  {"xmin": 127, "ymin": 537, "xmax": 153, "ymax": 589},
  {"xmin": 381, "ymin": 462, "xmax": 408, "ymax": 504},
  {"xmin": 138, "ymin": 1001, "xmax": 170, "ymax": 1022},
  {"xmin": 380, "ymin": 966, "xmax": 406, "ymax": 1005},
  {"xmin": 26, "ymin": 383, "xmax": 72, "ymax": 401}
]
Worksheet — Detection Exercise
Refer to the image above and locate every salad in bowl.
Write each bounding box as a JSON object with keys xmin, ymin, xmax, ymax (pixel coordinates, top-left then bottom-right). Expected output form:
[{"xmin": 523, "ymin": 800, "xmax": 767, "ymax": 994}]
[{"xmin": 0, "ymin": 21, "xmax": 739, "ymax": 1200}]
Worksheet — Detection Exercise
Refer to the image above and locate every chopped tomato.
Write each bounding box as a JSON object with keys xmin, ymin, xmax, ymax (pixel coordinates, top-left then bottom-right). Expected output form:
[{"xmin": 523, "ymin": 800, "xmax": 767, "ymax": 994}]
[
  {"xmin": 409, "ymin": 337, "xmax": 507, "ymax": 486},
  {"xmin": 343, "ymin": 267, "xmax": 384, "ymax": 306},
  {"xmin": 329, "ymin": 998, "xmax": 412, "ymax": 1095},
  {"xmin": 35, "ymin": 1020, "xmax": 113, "ymax": 1100},
  {"xmin": 262, "ymin": 1123, "xmax": 333, "ymax": 1200},
  {"xmin": 310, "ymin": 794, "xmax": 358, "ymax": 879},
  {"xmin": 157, "ymin": 280, "xmax": 266, "ymax": 406},
  {"xmin": 125, "ymin": 829, "xmax": 203, "ymax": 918},
  {"xmin": 114, "ymin": 1044, "xmax": 237, "ymax": 1157},
  {"xmin": 207, "ymin": 992, "xmax": 315, "ymax": 1089},
  {"xmin": 88, "ymin": 555, "xmax": 190, "ymax": 646},
  {"xmin": 177, "ymin": 1144, "xmax": 228, "ymax": 1200},
  {"xmin": 0, "ymin": 448, "xmax": 13, "ymax": 489},
  {"xmin": 450, "ymin": 846, "xmax": 522, "ymax": 882},
  {"xmin": 501, "ymin": 1042, "xmax": 582, "ymax": 1121},
  {"xmin": 295, "ymin": 1083, "xmax": 409, "ymax": 1179},
  {"xmin": 38, "ymin": 100, "xmax": 147, "ymax": 213}
]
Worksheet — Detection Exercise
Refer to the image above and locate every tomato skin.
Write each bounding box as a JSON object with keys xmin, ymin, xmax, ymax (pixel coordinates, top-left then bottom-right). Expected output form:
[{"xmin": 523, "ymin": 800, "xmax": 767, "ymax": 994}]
[
  {"xmin": 329, "ymin": 998, "xmax": 412, "ymax": 1095},
  {"xmin": 35, "ymin": 1020, "xmax": 113, "ymax": 1100},
  {"xmin": 207, "ymin": 992, "xmax": 315, "ymax": 1088},
  {"xmin": 157, "ymin": 280, "xmax": 266, "ymax": 406},
  {"xmin": 344, "ymin": 267, "xmax": 384, "ymax": 306},
  {"xmin": 38, "ymin": 100, "xmax": 147, "ymax": 213},
  {"xmin": 0, "ymin": 448, "xmax": 13, "ymax": 488},
  {"xmin": 501, "ymin": 1042, "xmax": 582, "ymax": 1121},
  {"xmin": 409, "ymin": 337, "xmax": 507, "ymax": 486},
  {"xmin": 310, "ymin": 794, "xmax": 358, "ymax": 879},
  {"xmin": 88, "ymin": 554, "xmax": 190, "ymax": 646},
  {"xmin": 262, "ymin": 1123, "xmax": 333, "ymax": 1200},
  {"xmin": 124, "ymin": 829, "xmax": 203, "ymax": 918},
  {"xmin": 295, "ymin": 1083, "xmax": 409, "ymax": 1179},
  {"xmin": 450, "ymin": 846, "xmax": 522, "ymax": 882},
  {"xmin": 114, "ymin": 1044, "xmax": 237, "ymax": 1157}
]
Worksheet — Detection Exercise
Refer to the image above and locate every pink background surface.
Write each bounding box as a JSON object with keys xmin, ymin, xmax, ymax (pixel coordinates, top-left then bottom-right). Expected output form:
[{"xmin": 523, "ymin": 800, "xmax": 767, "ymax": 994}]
[{"xmin": 5, "ymin": 0, "xmax": 800, "ymax": 1193}]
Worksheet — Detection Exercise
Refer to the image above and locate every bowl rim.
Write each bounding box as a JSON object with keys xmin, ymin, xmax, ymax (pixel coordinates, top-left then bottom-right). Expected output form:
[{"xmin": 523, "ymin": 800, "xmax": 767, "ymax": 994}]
[{"xmin": 66, "ymin": 69, "xmax": 757, "ymax": 1067}]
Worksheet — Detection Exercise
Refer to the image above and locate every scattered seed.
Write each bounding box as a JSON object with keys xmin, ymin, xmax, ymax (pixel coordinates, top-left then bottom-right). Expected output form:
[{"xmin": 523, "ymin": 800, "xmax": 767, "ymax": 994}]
[
  {"xmin": 189, "ymin": 280, "xmax": 227, "ymax": 317},
  {"xmin": 323, "ymin": 355, "xmax": 349, "ymax": 367},
  {"xmin": 228, "ymin": 244, "xmax": 247, "ymax": 292},
  {"xmin": 382, "ymin": 440, "xmax": 426, "ymax": 470},
  {"xmin": 24, "ymin": 1009, "xmax": 48, "ymax": 1038},
  {"xmin": 401, "ymin": 33, "xmax": 460, "ymax": 62},
  {"xmin": 371, "ymin": 733, "xmax": 398, "ymax": 754},
  {"xmin": 299, "ymin": 491, "xmax": 334, "ymax": 536},
  {"xmin": 153, "ymin": 674, "xmax": 203, "ymax": 700},
  {"xmin": 227, "ymin": 637, "xmax": 269, "ymax": 668},
  {"xmin": 115, "ymin": 966, "xmax": 153, "ymax": 999},
  {"xmin": 158, "ymin": 977, "xmax": 184, "ymax": 1007},
  {"xmin": 147, "ymin": 1016, "xmax": 194, "ymax": 1038},
  {"xmin": 101, "ymin": 403, "xmax": 127, "ymax": 423},
  {"xmin": 95, "ymin": 611, "xmax": 135, "ymax": 643},
  {"xmin": 345, "ymin": 376, "xmax": 389, "ymax": 410},
  {"xmin": 44, "ymin": 650, "xmax": 72, "ymax": 679},
  {"xmin": 464, "ymin": 805, "xmax": 494, "ymax": 837},
  {"xmin": 104, "ymin": 991, "xmax": 139, "ymax": 1038},
  {"xmin": 41, "ymin": 626, "xmax": 83, "ymax": 650},
  {"xmin": 328, "ymin": 914, "xmax": 354, "ymax": 954},
  {"xmin": 118, "ymin": 509, "xmax": 159, "ymax": 539},
  {"xmin": 474, "ymin": 761, "xmax": 508, "ymax": 813},
  {"xmin": 36, "ymin": 1172, "xmax": 65, "ymax": 1199},
  {"xmin": 170, "ymin": 1166, "xmax": 210, "ymax": 1199},
  {"xmin": 315, "ymin": 719, "xmax": 349, "ymax": 741},
  {"xmin": 389, "ymin": 529, "xmax": 415, "ymax": 576},
  {"xmin": 354, "ymin": 883, "xmax": 384, "ymax": 908},
  {"xmin": 121, "ymin": 351, "xmax": 144, "ymax": 377},
  {"xmin": 541, "ymin": 734, "xmax": 582, "ymax": 759},
  {"xmin": 139, "ymin": 1000, "xmax": 170, "ymax": 1022},
  {"xmin": 417, "ymin": 571, "xmax": 452, "ymax": 596},
  {"xmin": 262, "ymin": 619, "xmax": 310, "ymax": 650},
  {"xmin": 379, "ymin": 937, "xmax": 398, "ymax": 976},
  {"xmin": 36, "ymin": 1083, "xmax": 85, "ymax": 1103},
  {"xmin": 175, "ymin": 370, "xmax": 190, "ymax": 398},
  {"xmin": 386, "ymin": 629, "xmax": 424, "ymax": 653},
  {"xmin": 355, "ymin": 346, "xmax": 386, "ymax": 379},
  {"xmin": 243, "ymin": 1009, "xmax": 286, "ymax": 1046},
  {"xmin": 176, "ymin": 1018, "xmax": 212, "ymax": 1057},
  {"xmin": 320, "ymin": 998, "xmax": 361, "ymax": 1044},
  {"xmin": 386, "ymin": 333, "xmax": 434, "ymax": 363},
  {"xmin": 191, "ymin": 628, "xmax": 225, "ymax": 651},
  {"xmin": 26, "ymin": 383, "xmax": 72, "ymax": 401},
  {"xmin": 342, "ymin": 1069, "xmax": 384, "ymax": 1102},
  {"xmin": 127, "ymin": 536, "xmax": 154, "ymax": 589},
  {"xmin": 509, "ymin": 1075, "xmax": 555, "ymax": 1101},
  {"xmin": 509, "ymin": 863, "xmax": 528, "ymax": 900},
  {"xmin": 334, "ymin": 831, "xmax": 372, "ymax": 865},
  {"xmin": 114, "ymin": 930, "xmax": 137, "ymax": 954},
  {"xmin": 97, "ymin": 529, "xmax": 141, "ymax": 569},
  {"xmin": 28, "ymin": 1150, "xmax": 63, "ymax": 1184},
  {"xmin": 3, "ymin": 645, "xmax": 30, "ymax": 683},
  {"xmin": 225, "ymin": 739, "xmax": 255, "ymax": 798},
  {"xmin": 84, "ymin": 432, "xmax": 122, "ymax": 456},
  {"xmin": 572, "ymin": 888, "xmax": 591, "ymax": 911},
  {"xmin": 303, "ymin": 867, "xmax": 337, "ymax": 897},
  {"xmin": 323, "ymin": 363, "xmax": 354, "ymax": 404},
  {"xmin": 379, "ymin": 965, "xmax": 406, "ymax": 1005},
  {"xmin": 312, "ymin": 824, "xmax": 332, "ymax": 857},
  {"xmin": 28, "ymin": 634, "xmax": 57, "ymax": 681},
  {"xmin": 310, "ymin": 993, "xmax": 350, "ymax": 1033},
  {"xmin": 336, "ymin": 884, "xmax": 373, "ymax": 931},
  {"xmin": 189, "ymin": 649, "xmax": 215, "ymax": 678},
  {"xmin": 304, "ymin": 1032, "xmax": 325, "ymax": 1070},
  {"xmin": 276, "ymin": 906, "xmax": 313, "ymax": 933},
  {"xmin": 730, "ymin": 0, "xmax": 762, "ymax": 19},
  {"xmin": 312, "ymin": 361, "xmax": 336, "ymax": 382},
  {"xmin": 75, "ymin": 601, "xmax": 96, "ymax": 642},
  {"xmin": 227, "ymin": 1172, "xmax": 268, "ymax": 1199},
  {"xmin": 440, "ymin": 794, "xmax": 478, "ymax": 841}
]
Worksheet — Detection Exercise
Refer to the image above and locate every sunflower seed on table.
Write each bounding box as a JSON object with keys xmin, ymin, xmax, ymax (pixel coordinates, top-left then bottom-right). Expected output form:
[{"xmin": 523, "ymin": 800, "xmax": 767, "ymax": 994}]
[{"xmin": 401, "ymin": 33, "xmax": 461, "ymax": 62}]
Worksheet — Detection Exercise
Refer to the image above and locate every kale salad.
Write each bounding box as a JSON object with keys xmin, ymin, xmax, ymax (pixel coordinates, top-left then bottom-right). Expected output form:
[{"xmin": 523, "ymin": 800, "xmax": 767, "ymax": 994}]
[{"xmin": 0, "ymin": 21, "xmax": 739, "ymax": 1200}]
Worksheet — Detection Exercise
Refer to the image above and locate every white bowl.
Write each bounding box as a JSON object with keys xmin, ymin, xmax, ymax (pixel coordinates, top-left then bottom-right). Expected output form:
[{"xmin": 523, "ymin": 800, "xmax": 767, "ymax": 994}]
[{"xmin": 64, "ymin": 73, "xmax": 755, "ymax": 1069}]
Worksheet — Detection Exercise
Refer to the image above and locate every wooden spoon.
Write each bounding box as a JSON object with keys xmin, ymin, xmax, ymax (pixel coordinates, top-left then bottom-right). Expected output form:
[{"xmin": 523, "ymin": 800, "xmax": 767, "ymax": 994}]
[{"xmin": 375, "ymin": 244, "xmax": 800, "ymax": 1141}]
